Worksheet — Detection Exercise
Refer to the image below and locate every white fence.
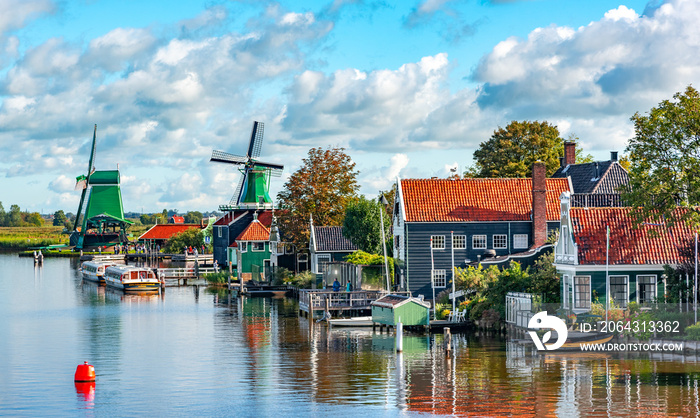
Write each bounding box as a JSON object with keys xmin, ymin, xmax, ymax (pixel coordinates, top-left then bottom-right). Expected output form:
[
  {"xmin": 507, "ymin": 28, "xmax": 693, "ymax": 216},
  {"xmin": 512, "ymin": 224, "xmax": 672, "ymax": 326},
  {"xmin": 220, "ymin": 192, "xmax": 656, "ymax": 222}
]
[{"xmin": 505, "ymin": 292, "xmax": 535, "ymax": 328}]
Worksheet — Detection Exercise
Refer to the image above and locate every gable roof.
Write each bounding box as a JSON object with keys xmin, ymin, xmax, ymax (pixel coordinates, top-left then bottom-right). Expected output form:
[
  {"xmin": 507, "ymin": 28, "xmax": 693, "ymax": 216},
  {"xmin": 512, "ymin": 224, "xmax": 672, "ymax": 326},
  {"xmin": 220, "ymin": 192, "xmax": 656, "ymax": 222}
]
[
  {"xmin": 139, "ymin": 224, "xmax": 201, "ymax": 240},
  {"xmin": 372, "ymin": 294, "xmax": 430, "ymax": 309},
  {"xmin": 570, "ymin": 207, "xmax": 695, "ymax": 265},
  {"xmin": 400, "ymin": 178, "xmax": 570, "ymax": 223},
  {"xmin": 552, "ymin": 161, "xmax": 629, "ymax": 194},
  {"xmin": 313, "ymin": 226, "xmax": 357, "ymax": 252},
  {"xmin": 236, "ymin": 220, "xmax": 270, "ymax": 241}
]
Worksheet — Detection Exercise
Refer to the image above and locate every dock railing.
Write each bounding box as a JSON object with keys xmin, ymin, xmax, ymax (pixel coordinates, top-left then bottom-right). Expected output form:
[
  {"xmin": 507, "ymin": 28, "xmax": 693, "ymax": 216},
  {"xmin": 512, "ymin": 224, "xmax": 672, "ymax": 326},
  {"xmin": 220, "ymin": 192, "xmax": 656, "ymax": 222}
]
[{"xmin": 298, "ymin": 289, "xmax": 411, "ymax": 313}]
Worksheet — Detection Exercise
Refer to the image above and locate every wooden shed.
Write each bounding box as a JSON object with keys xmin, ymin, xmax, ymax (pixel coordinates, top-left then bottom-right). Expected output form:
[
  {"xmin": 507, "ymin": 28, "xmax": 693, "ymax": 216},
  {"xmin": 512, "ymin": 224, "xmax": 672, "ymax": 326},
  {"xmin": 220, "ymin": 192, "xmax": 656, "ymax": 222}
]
[{"xmin": 371, "ymin": 294, "xmax": 430, "ymax": 327}]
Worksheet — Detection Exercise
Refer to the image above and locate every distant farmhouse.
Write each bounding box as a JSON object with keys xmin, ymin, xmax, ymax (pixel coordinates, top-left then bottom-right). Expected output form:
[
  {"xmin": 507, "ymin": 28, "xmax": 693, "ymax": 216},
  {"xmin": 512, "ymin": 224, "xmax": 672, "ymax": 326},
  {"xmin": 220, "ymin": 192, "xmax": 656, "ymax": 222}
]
[{"xmin": 393, "ymin": 162, "xmax": 571, "ymax": 300}]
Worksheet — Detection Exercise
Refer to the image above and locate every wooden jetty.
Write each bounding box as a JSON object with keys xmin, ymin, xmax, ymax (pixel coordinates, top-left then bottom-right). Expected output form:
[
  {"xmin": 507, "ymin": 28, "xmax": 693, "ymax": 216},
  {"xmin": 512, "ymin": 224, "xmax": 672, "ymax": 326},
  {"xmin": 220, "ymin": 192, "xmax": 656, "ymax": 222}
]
[
  {"xmin": 157, "ymin": 266, "xmax": 219, "ymax": 286},
  {"xmin": 298, "ymin": 290, "xmax": 411, "ymax": 319}
]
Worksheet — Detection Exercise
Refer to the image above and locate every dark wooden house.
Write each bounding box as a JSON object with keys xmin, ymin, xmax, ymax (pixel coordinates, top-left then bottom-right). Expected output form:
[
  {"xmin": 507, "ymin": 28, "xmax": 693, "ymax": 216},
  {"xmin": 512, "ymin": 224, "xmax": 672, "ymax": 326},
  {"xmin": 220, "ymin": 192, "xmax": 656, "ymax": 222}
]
[
  {"xmin": 392, "ymin": 162, "xmax": 571, "ymax": 301},
  {"xmin": 309, "ymin": 220, "xmax": 358, "ymax": 274}
]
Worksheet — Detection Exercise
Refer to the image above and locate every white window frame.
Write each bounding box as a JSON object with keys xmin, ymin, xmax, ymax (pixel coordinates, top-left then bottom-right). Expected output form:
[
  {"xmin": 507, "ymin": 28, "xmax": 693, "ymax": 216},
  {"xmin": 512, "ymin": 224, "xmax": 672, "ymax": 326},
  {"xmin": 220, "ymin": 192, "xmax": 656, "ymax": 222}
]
[
  {"xmin": 431, "ymin": 235, "xmax": 445, "ymax": 250},
  {"xmin": 609, "ymin": 275, "xmax": 629, "ymax": 308},
  {"xmin": 513, "ymin": 234, "xmax": 528, "ymax": 249},
  {"xmin": 637, "ymin": 275, "xmax": 657, "ymax": 304},
  {"xmin": 472, "ymin": 235, "xmax": 487, "ymax": 249},
  {"xmin": 297, "ymin": 253, "xmax": 308, "ymax": 262},
  {"xmin": 252, "ymin": 242, "xmax": 265, "ymax": 252},
  {"xmin": 562, "ymin": 275, "xmax": 570, "ymax": 309},
  {"xmin": 574, "ymin": 275, "xmax": 591, "ymax": 310},
  {"xmin": 493, "ymin": 234, "xmax": 507, "ymax": 249},
  {"xmin": 217, "ymin": 226, "xmax": 222, "ymax": 238},
  {"xmin": 240, "ymin": 242, "xmax": 247, "ymax": 253},
  {"xmin": 453, "ymin": 235, "xmax": 466, "ymax": 249},
  {"xmin": 431, "ymin": 269, "xmax": 447, "ymax": 288}
]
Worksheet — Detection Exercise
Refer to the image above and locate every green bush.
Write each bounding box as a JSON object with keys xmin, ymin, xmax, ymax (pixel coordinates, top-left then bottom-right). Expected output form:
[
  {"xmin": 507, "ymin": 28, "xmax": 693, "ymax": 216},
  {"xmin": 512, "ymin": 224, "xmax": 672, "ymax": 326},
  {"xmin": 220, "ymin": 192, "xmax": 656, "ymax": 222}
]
[
  {"xmin": 686, "ymin": 324, "xmax": 700, "ymax": 341},
  {"xmin": 286, "ymin": 270, "xmax": 315, "ymax": 289},
  {"xmin": 203, "ymin": 271, "xmax": 235, "ymax": 284}
]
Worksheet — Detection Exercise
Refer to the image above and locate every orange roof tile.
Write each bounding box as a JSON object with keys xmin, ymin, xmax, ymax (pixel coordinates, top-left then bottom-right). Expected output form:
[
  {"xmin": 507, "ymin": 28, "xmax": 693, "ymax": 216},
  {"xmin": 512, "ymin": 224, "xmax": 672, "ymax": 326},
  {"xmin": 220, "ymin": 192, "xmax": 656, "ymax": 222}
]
[
  {"xmin": 570, "ymin": 207, "xmax": 696, "ymax": 265},
  {"xmin": 236, "ymin": 220, "xmax": 270, "ymax": 241},
  {"xmin": 400, "ymin": 178, "xmax": 570, "ymax": 222},
  {"xmin": 139, "ymin": 224, "xmax": 201, "ymax": 240}
]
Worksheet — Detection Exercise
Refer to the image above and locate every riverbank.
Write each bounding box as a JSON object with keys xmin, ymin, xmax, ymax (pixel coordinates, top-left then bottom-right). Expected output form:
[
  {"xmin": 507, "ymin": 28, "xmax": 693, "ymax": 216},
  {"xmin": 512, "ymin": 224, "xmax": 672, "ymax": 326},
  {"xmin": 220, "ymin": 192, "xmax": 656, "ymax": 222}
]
[{"xmin": 0, "ymin": 226, "xmax": 67, "ymax": 250}]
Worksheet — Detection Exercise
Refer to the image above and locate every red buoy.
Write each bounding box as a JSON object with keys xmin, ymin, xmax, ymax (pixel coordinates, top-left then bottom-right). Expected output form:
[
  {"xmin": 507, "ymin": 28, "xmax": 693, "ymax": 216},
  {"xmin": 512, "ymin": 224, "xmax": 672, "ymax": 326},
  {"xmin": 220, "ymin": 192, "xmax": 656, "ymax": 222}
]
[{"xmin": 74, "ymin": 361, "xmax": 96, "ymax": 382}]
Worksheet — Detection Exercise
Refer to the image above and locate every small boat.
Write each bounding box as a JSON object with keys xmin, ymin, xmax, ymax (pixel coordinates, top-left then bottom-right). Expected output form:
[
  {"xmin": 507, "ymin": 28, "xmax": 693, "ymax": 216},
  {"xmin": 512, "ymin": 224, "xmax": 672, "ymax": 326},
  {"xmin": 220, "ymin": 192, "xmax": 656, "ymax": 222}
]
[
  {"xmin": 328, "ymin": 316, "xmax": 374, "ymax": 327},
  {"xmin": 81, "ymin": 260, "xmax": 117, "ymax": 285},
  {"xmin": 104, "ymin": 265, "xmax": 160, "ymax": 292}
]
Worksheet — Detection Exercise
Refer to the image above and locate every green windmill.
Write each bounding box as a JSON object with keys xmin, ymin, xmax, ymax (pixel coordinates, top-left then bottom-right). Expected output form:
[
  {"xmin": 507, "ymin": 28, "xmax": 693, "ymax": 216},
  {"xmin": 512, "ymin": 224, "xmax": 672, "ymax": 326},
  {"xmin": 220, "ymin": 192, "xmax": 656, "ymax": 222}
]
[
  {"xmin": 210, "ymin": 121, "xmax": 284, "ymax": 211},
  {"xmin": 70, "ymin": 125, "xmax": 132, "ymax": 249}
]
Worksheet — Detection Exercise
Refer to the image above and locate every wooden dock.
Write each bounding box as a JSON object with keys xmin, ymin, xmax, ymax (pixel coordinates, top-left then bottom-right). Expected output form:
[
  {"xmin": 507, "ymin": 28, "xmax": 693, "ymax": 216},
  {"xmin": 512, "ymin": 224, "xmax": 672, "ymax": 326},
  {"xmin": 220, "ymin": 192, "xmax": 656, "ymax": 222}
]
[{"xmin": 298, "ymin": 290, "xmax": 410, "ymax": 318}]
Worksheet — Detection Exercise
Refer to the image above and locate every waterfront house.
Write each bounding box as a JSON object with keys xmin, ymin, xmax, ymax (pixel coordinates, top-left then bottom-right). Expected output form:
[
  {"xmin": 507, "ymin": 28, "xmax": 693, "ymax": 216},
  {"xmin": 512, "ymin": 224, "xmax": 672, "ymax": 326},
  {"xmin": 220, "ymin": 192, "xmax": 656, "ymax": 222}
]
[
  {"xmin": 393, "ymin": 162, "xmax": 571, "ymax": 301},
  {"xmin": 553, "ymin": 191, "xmax": 694, "ymax": 313},
  {"xmin": 309, "ymin": 218, "xmax": 358, "ymax": 275},
  {"xmin": 234, "ymin": 213, "xmax": 273, "ymax": 281}
]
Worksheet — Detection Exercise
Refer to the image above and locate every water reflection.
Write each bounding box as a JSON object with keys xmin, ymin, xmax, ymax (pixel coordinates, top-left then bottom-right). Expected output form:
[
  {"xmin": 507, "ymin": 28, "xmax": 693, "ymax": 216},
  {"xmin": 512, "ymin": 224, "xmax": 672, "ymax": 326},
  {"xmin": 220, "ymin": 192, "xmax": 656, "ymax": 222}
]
[{"xmin": 7, "ymin": 252, "xmax": 700, "ymax": 416}]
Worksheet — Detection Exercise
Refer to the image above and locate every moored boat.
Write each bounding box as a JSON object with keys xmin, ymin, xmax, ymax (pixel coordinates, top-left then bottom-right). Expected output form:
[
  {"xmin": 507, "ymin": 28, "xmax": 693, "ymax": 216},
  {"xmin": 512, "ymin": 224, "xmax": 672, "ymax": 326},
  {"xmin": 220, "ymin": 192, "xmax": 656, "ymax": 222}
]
[
  {"xmin": 328, "ymin": 316, "xmax": 374, "ymax": 327},
  {"xmin": 81, "ymin": 261, "xmax": 117, "ymax": 285},
  {"xmin": 104, "ymin": 265, "xmax": 160, "ymax": 292}
]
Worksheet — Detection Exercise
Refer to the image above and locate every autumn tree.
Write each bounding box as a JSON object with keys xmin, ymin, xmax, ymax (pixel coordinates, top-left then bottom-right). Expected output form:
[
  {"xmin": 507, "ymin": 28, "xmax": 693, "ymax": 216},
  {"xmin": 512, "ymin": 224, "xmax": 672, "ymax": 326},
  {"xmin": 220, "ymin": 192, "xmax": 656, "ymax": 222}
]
[
  {"xmin": 470, "ymin": 121, "xmax": 566, "ymax": 178},
  {"xmin": 624, "ymin": 85, "xmax": 700, "ymax": 229},
  {"xmin": 277, "ymin": 147, "xmax": 360, "ymax": 249},
  {"xmin": 342, "ymin": 196, "xmax": 392, "ymax": 255}
]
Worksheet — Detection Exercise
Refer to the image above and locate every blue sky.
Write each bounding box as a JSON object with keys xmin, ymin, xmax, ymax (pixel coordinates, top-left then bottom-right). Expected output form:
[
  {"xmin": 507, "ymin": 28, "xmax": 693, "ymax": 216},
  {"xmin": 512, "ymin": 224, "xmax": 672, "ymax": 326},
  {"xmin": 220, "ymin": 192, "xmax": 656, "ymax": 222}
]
[{"xmin": 1, "ymin": 0, "xmax": 695, "ymax": 214}]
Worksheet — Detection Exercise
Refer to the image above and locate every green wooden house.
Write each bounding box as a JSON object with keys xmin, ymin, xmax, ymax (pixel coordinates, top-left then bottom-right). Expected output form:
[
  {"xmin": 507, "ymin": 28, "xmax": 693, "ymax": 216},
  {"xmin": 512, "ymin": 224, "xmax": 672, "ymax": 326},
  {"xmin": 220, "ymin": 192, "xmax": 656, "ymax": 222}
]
[
  {"xmin": 371, "ymin": 294, "xmax": 430, "ymax": 326},
  {"xmin": 235, "ymin": 214, "xmax": 272, "ymax": 282},
  {"xmin": 554, "ymin": 191, "xmax": 694, "ymax": 312}
]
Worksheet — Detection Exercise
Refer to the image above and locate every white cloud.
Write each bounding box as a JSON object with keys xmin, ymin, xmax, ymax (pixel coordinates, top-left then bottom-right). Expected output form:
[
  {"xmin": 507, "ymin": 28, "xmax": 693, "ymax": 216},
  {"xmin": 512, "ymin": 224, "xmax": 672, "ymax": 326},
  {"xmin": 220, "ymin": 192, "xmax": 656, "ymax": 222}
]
[
  {"xmin": 48, "ymin": 174, "xmax": 75, "ymax": 193},
  {"xmin": 283, "ymin": 53, "xmax": 453, "ymax": 150},
  {"xmin": 473, "ymin": 0, "xmax": 700, "ymax": 119}
]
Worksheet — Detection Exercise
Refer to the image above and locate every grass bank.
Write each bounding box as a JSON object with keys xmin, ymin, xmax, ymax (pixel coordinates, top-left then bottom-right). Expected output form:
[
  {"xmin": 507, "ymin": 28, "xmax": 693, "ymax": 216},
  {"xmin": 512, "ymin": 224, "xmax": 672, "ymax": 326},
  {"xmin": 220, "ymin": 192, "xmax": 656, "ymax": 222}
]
[{"xmin": 0, "ymin": 226, "xmax": 68, "ymax": 250}]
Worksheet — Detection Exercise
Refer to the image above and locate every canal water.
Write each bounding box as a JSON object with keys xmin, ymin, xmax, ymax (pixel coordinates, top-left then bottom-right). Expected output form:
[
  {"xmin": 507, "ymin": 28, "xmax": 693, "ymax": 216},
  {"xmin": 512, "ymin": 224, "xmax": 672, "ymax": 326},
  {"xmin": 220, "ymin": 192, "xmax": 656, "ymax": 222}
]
[{"xmin": 3, "ymin": 252, "xmax": 700, "ymax": 416}]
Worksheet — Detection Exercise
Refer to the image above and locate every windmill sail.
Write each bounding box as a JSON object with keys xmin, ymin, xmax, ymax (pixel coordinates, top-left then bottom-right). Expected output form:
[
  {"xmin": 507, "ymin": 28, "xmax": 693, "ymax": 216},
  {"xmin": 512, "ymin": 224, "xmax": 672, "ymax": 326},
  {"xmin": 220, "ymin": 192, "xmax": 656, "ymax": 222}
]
[{"xmin": 210, "ymin": 121, "xmax": 284, "ymax": 211}]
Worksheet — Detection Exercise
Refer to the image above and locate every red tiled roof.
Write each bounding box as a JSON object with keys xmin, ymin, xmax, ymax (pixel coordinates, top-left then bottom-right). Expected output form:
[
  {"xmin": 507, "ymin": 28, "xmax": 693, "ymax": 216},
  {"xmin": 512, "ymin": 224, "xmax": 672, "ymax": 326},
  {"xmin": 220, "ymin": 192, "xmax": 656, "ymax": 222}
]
[
  {"xmin": 139, "ymin": 224, "xmax": 201, "ymax": 240},
  {"xmin": 570, "ymin": 207, "xmax": 695, "ymax": 265},
  {"xmin": 169, "ymin": 216, "xmax": 185, "ymax": 224},
  {"xmin": 236, "ymin": 220, "xmax": 270, "ymax": 241},
  {"xmin": 400, "ymin": 178, "xmax": 570, "ymax": 222}
]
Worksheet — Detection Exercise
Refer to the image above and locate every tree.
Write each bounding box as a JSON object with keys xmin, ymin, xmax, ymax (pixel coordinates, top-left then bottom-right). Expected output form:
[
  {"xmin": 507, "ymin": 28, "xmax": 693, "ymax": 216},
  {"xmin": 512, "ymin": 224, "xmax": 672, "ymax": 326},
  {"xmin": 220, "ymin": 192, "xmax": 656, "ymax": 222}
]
[
  {"xmin": 470, "ymin": 120, "xmax": 565, "ymax": 178},
  {"xmin": 0, "ymin": 202, "xmax": 5, "ymax": 226},
  {"xmin": 162, "ymin": 228, "xmax": 203, "ymax": 253},
  {"xmin": 25, "ymin": 212, "xmax": 43, "ymax": 227},
  {"xmin": 184, "ymin": 211, "xmax": 203, "ymax": 224},
  {"xmin": 8, "ymin": 205, "xmax": 21, "ymax": 227},
  {"xmin": 53, "ymin": 210, "xmax": 67, "ymax": 227},
  {"xmin": 277, "ymin": 147, "xmax": 360, "ymax": 249},
  {"xmin": 342, "ymin": 196, "xmax": 392, "ymax": 254},
  {"xmin": 624, "ymin": 85, "xmax": 700, "ymax": 229}
]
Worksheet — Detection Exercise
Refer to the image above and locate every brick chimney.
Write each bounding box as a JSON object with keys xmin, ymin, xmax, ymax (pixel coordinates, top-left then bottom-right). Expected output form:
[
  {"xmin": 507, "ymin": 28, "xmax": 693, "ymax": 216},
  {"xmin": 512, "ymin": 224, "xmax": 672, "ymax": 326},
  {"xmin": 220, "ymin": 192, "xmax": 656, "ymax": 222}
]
[
  {"xmin": 532, "ymin": 161, "xmax": 547, "ymax": 248},
  {"xmin": 563, "ymin": 141, "xmax": 576, "ymax": 166}
]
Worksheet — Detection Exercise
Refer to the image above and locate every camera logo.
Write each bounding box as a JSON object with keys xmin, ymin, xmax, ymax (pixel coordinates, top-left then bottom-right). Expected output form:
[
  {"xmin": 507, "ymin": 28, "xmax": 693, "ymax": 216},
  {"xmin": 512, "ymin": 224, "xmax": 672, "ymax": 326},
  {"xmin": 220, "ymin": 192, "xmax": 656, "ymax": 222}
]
[{"xmin": 528, "ymin": 311, "xmax": 568, "ymax": 351}]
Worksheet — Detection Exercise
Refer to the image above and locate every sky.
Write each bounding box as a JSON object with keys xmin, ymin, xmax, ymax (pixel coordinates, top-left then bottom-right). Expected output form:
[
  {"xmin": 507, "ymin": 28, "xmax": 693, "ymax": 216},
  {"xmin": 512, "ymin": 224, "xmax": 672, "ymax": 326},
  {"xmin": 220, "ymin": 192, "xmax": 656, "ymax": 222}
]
[{"xmin": 1, "ymin": 0, "xmax": 697, "ymax": 215}]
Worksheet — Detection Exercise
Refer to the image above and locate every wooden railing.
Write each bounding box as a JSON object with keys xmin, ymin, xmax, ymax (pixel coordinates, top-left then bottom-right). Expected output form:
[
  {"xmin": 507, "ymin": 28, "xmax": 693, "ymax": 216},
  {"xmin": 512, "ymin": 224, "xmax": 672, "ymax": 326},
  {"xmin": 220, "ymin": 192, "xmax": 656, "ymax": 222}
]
[{"xmin": 298, "ymin": 290, "xmax": 410, "ymax": 313}]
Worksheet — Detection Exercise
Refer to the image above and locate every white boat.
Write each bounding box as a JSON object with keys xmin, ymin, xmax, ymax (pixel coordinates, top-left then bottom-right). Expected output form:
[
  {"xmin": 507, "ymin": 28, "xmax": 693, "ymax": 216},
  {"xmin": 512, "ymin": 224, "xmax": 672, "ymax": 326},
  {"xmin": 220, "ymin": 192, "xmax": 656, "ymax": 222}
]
[
  {"xmin": 81, "ymin": 261, "xmax": 117, "ymax": 285},
  {"xmin": 104, "ymin": 265, "xmax": 160, "ymax": 292},
  {"xmin": 328, "ymin": 316, "xmax": 374, "ymax": 327}
]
